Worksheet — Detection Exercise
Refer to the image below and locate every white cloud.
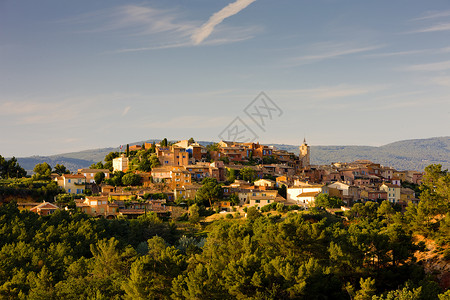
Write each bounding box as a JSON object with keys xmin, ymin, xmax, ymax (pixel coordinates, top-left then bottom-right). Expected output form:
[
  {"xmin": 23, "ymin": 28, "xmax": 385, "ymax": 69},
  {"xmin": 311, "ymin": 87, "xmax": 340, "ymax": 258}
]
[
  {"xmin": 272, "ymin": 84, "xmax": 386, "ymax": 100},
  {"xmin": 191, "ymin": 0, "xmax": 257, "ymax": 45},
  {"xmin": 364, "ymin": 46, "xmax": 450, "ymax": 58},
  {"xmin": 364, "ymin": 49, "xmax": 427, "ymax": 58},
  {"xmin": 122, "ymin": 106, "xmax": 131, "ymax": 116},
  {"xmin": 413, "ymin": 10, "xmax": 450, "ymax": 21},
  {"xmin": 405, "ymin": 60, "xmax": 450, "ymax": 72},
  {"xmin": 413, "ymin": 23, "xmax": 450, "ymax": 33},
  {"xmin": 110, "ymin": 34, "xmax": 254, "ymax": 53},
  {"xmin": 69, "ymin": 3, "xmax": 258, "ymax": 52},
  {"xmin": 287, "ymin": 42, "xmax": 383, "ymax": 66},
  {"xmin": 428, "ymin": 76, "xmax": 450, "ymax": 87}
]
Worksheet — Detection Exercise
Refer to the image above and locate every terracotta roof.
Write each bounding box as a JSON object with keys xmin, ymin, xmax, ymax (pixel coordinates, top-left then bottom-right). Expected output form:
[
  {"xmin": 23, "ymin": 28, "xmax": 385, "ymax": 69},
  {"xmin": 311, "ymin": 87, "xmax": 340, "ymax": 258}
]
[
  {"xmin": 78, "ymin": 169, "xmax": 110, "ymax": 173},
  {"xmin": 297, "ymin": 191, "xmax": 320, "ymax": 197},
  {"xmin": 63, "ymin": 174, "xmax": 86, "ymax": 179},
  {"xmin": 30, "ymin": 202, "xmax": 59, "ymax": 210},
  {"xmin": 382, "ymin": 183, "xmax": 400, "ymax": 188}
]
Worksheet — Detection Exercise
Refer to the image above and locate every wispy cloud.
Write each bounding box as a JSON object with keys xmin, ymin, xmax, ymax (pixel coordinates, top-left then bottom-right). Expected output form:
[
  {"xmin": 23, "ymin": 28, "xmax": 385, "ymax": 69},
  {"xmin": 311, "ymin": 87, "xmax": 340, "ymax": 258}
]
[
  {"xmin": 69, "ymin": 3, "xmax": 259, "ymax": 52},
  {"xmin": 404, "ymin": 60, "xmax": 450, "ymax": 72},
  {"xmin": 191, "ymin": 0, "xmax": 257, "ymax": 45},
  {"xmin": 428, "ymin": 76, "xmax": 450, "ymax": 87},
  {"xmin": 364, "ymin": 46, "xmax": 450, "ymax": 58},
  {"xmin": 122, "ymin": 106, "xmax": 131, "ymax": 116},
  {"xmin": 412, "ymin": 10, "xmax": 450, "ymax": 21},
  {"xmin": 272, "ymin": 84, "xmax": 386, "ymax": 100},
  {"xmin": 287, "ymin": 42, "xmax": 383, "ymax": 66},
  {"xmin": 364, "ymin": 49, "xmax": 427, "ymax": 58},
  {"xmin": 0, "ymin": 93, "xmax": 139, "ymax": 125},
  {"xmin": 110, "ymin": 35, "xmax": 254, "ymax": 53},
  {"xmin": 413, "ymin": 23, "xmax": 450, "ymax": 33}
]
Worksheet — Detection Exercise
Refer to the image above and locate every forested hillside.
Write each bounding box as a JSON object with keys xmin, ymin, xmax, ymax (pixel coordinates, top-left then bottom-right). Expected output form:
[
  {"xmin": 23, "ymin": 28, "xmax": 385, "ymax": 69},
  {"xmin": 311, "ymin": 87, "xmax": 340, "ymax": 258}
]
[{"xmin": 0, "ymin": 165, "xmax": 448, "ymax": 299}]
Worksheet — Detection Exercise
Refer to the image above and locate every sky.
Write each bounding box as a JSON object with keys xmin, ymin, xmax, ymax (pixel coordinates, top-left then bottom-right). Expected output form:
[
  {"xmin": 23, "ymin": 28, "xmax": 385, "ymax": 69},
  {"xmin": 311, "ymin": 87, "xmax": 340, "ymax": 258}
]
[{"xmin": 1, "ymin": 0, "xmax": 450, "ymax": 158}]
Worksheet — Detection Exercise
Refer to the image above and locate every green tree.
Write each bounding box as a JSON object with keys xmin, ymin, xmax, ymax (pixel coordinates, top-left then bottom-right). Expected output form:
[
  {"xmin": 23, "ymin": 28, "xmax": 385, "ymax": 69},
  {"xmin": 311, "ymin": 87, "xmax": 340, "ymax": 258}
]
[
  {"xmin": 206, "ymin": 143, "xmax": 220, "ymax": 152},
  {"xmin": 53, "ymin": 164, "xmax": 69, "ymax": 175},
  {"xmin": 0, "ymin": 156, "xmax": 27, "ymax": 178},
  {"xmin": 246, "ymin": 206, "xmax": 261, "ymax": 221},
  {"xmin": 278, "ymin": 184, "xmax": 287, "ymax": 199},
  {"xmin": 33, "ymin": 162, "xmax": 52, "ymax": 180},
  {"xmin": 188, "ymin": 137, "xmax": 195, "ymax": 144},
  {"xmin": 240, "ymin": 167, "xmax": 258, "ymax": 183},
  {"xmin": 315, "ymin": 193, "xmax": 344, "ymax": 208},
  {"xmin": 160, "ymin": 138, "xmax": 168, "ymax": 147},
  {"xmin": 27, "ymin": 266, "xmax": 57, "ymax": 300},
  {"xmin": 94, "ymin": 172, "xmax": 105, "ymax": 184},
  {"xmin": 104, "ymin": 152, "xmax": 119, "ymax": 162},
  {"xmin": 196, "ymin": 178, "xmax": 223, "ymax": 207},
  {"xmin": 122, "ymin": 173, "xmax": 141, "ymax": 186},
  {"xmin": 149, "ymin": 155, "xmax": 161, "ymax": 169},
  {"xmin": 355, "ymin": 277, "xmax": 376, "ymax": 300},
  {"xmin": 229, "ymin": 193, "xmax": 240, "ymax": 206},
  {"xmin": 138, "ymin": 157, "xmax": 152, "ymax": 172},
  {"xmin": 188, "ymin": 204, "xmax": 200, "ymax": 224},
  {"xmin": 90, "ymin": 161, "xmax": 104, "ymax": 169},
  {"xmin": 226, "ymin": 168, "xmax": 236, "ymax": 183}
]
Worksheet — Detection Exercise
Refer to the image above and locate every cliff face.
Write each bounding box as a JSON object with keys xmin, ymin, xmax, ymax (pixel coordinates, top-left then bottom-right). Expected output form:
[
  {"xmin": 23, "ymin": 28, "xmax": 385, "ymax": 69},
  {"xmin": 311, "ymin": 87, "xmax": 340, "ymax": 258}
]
[{"xmin": 414, "ymin": 235, "xmax": 450, "ymax": 289}]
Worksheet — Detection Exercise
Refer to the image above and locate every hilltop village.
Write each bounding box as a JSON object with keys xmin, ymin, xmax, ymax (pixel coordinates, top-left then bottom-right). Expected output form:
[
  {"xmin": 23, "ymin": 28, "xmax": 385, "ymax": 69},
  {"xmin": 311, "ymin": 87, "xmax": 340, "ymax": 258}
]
[
  {"xmin": 14, "ymin": 138, "xmax": 425, "ymax": 218},
  {"xmin": 0, "ymin": 138, "xmax": 449, "ymax": 299}
]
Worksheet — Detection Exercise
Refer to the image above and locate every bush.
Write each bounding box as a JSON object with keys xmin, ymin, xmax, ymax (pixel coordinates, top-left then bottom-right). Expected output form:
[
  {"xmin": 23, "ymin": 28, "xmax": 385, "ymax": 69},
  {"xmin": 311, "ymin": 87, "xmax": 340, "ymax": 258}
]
[
  {"xmin": 225, "ymin": 214, "xmax": 233, "ymax": 219},
  {"xmin": 247, "ymin": 207, "xmax": 261, "ymax": 221},
  {"xmin": 443, "ymin": 249, "xmax": 450, "ymax": 261}
]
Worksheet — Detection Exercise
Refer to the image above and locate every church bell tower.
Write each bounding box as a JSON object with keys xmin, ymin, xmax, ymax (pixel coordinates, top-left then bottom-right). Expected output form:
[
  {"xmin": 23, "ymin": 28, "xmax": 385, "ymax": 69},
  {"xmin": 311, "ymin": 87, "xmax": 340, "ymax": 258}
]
[{"xmin": 299, "ymin": 138, "xmax": 310, "ymax": 168}]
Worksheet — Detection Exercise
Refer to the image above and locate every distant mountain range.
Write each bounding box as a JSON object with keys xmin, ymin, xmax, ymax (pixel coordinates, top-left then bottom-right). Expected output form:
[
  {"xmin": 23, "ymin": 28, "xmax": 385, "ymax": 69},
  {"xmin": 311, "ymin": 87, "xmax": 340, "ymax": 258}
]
[{"xmin": 15, "ymin": 136, "xmax": 450, "ymax": 173}]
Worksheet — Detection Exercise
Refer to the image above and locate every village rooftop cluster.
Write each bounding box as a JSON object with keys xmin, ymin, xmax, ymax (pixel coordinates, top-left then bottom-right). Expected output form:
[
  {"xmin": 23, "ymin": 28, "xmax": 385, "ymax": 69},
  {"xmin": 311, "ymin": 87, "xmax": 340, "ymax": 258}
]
[{"xmin": 21, "ymin": 138, "xmax": 424, "ymax": 218}]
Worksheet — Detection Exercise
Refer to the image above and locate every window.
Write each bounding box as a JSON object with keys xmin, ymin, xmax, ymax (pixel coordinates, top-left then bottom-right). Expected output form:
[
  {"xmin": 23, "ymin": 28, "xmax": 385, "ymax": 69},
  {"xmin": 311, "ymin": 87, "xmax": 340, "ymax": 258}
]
[
  {"xmin": 255, "ymin": 200, "xmax": 260, "ymax": 203},
  {"xmin": 68, "ymin": 189, "xmax": 71, "ymax": 193},
  {"xmin": 68, "ymin": 179, "xmax": 71, "ymax": 183}
]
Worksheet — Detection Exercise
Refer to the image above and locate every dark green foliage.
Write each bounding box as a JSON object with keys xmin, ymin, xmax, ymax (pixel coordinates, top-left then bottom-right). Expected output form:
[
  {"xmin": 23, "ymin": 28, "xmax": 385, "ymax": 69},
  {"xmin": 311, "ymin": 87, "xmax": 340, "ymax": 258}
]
[
  {"xmin": 195, "ymin": 178, "xmax": 223, "ymax": 207},
  {"xmin": 226, "ymin": 168, "xmax": 236, "ymax": 183},
  {"xmin": 0, "ymin": 163, "xmax": 447, "ymax": 299},
  {"xmin": 160, "ymin": 138, "xmax": 168, "ymax": 147},
  {"xmin": 0, "ymin": 156, "xmax": 27, "ymax": 179},
  {"xmin": 121, "ymin": 173, "xmax": 141, "ymax": 186},
  {"xmin": 0, "ymin": 179, "xmax": 61, "ymax": 202},
  {"xmin": 240, "ymin": 167, "xmax": 258, "ymax": 183},
  {"xmin": 53, "ymin": 164, "xmax": 69, "ymax": 176},
  {"xmin": 33, "ymin": 162, "xmax": 52, "ymax": 180},
  {"xmin": 94, "ymin": 172, "xmax": 105, "ymax": 184},
  {"xmin": 315, "ymin": 193, "xmax": 345, "ymax": 208},
  {"xmin": 90, "ymin": 161, "xmax": 104, "ymax": 169}
]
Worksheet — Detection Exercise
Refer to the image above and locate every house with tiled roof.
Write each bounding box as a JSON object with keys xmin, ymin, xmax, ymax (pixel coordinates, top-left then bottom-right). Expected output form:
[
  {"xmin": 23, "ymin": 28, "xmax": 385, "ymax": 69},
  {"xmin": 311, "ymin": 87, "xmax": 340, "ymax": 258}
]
[
  {"xmin": 77, "ymin": 168, "xmax": 111, "ymax": 183},
  {"xmin": 30, "ymin": 202, "xmax": 60, "ymax": 216},
  {"xmin": 55, "ymin": 174, "xmax": 86, "ymax": 194},
  {"xmin": 380, "ymin": 182, "xmax": 401, "ymax": 204},
  {"xmin": 286, "ymin": 182, "xmax": 323, "ymax": 206}
]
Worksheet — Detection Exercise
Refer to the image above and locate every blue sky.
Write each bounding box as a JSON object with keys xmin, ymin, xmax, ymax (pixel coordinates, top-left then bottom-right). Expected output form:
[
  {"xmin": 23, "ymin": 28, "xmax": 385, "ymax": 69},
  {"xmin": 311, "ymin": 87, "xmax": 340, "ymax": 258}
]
[{"xmin": 1, "ymin": 0, "xmax": 450, "ymax": 157}]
